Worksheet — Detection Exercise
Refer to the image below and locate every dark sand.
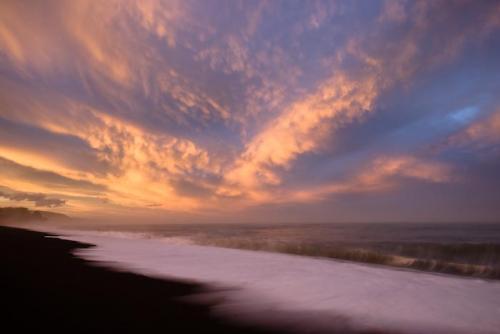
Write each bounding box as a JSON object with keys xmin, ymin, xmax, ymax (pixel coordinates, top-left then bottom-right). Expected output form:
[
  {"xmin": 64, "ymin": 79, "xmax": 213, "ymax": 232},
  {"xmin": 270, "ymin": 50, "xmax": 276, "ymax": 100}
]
[
  {"xmin": 0, "ymin": 226, "xmax": 284, "ymax": 333},
  {"xmin": 0, "ymin": 226, "xmax": 394, "ymax": 334}
]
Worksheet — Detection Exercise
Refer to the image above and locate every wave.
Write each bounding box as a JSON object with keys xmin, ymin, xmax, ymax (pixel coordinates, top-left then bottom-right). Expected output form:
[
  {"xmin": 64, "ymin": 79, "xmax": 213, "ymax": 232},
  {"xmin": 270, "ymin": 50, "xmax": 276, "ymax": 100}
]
[
  {"xmin": 52, "ymin": 228, "xmax": 500, "ymax": 334},
  {"xmin": 45, "ymin": 228, "xmax": 195, "ymax": 245},
  {"xmin": 49, "ymin": 224, "xmax": 500, "ymax": 279},
  {"xmin": 193, "ymin": 237, "xmax": 500, "ymax": 279}
]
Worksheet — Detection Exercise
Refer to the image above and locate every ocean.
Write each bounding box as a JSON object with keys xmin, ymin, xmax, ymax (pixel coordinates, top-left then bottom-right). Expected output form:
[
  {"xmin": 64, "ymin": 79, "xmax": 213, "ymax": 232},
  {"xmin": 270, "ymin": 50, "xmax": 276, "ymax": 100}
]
[
  {"xmin": 43, "ymin": 221, "xmax": 500, "ymax": 333},
  {"xmin": 67, "ymin": 222, "xmax": 500, "ymax": 279}
]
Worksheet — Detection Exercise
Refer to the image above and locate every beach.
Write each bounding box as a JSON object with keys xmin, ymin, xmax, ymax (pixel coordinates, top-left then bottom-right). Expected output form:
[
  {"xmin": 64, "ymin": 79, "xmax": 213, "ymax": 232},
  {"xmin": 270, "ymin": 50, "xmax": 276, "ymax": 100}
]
[
  {"xmin": 0, "ymin": 226, "xmax": 288, "ymax": 334},
  {"xmin": 5, "ymin": 225, "xmax": 500, "ymax": 334}
]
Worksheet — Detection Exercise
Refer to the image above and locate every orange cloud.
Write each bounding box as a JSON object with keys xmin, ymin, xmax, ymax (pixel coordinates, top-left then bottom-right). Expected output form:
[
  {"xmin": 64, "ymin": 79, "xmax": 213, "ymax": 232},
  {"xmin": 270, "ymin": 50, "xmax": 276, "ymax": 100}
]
[
  {"xmin": 283, "ymin": 155, "xmax": 453, "ymax": 204},
  {"xmin": 435, "ymin": 110, "xmax": 500, "ymax": 154},
  {"xmin": 454, "ymin": 112, "xmax": 500, "ymax": 144},
  {"xmin": 224, "ymin": 72, "xmax": 378, "ymax": 193}
]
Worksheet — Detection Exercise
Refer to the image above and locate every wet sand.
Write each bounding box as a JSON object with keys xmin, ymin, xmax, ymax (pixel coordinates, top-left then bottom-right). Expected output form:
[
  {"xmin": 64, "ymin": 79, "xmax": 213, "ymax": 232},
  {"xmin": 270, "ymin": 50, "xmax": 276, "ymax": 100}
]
[
  {"xmin": 0, "ymin": 226, "xmax": 282, "ymax": 334},
  {"xmin": 0, "ymin": 225, "xmax": 402, "ymax": 334}
]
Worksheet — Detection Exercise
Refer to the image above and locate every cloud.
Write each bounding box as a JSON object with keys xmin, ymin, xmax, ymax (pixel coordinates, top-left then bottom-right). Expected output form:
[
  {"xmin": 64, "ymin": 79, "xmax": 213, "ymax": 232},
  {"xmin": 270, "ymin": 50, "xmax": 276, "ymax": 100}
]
[
  {"xmin": 224, "ymin": 72, "xmax": 378, "ymax": 193},
  {"xmin": 260, "ymin": 155, "xmax": 453, "ymax": 204},
  {"xmin": 378, "ymin": 0, "xmax": 407, "ymax": 23},
  {"xmin": 0, "ymin": 156, "xmax": 105, "ymax": 195},
  {"xmin": 433, "ymin": 109, "xmax": 500, "ymax": 156},
  {"xmin": 0, "ymin": 187, "xmax": 66, "ymax": 208},
  {"xmin": 0, "ymin": 116, "xmax": 110, "ymax": 176},
  {"xmin": 0, "ymin": 0, "xmax": 499, "ymax": 220},
  {"xmin": 356, "ymin": 155, "xmax": 452, "ymax": 188},
  {"xmin": 448, "ymin": 111, "xmax": 500, "ymax": 146},
  {"xmin": 217, "ymin": 0, "xmax": 500, "ymax": 202}
]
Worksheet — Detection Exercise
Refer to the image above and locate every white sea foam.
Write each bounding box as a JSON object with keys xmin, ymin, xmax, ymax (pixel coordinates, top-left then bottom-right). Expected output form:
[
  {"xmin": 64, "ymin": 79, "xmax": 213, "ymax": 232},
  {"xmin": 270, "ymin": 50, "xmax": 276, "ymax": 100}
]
[
  {"xmin": 25, "ymin": 225, "xmax": 195, "ymax": 244},
  {"xmin": 44, "ymin": 229, "xmax": 500, "ymax": 334}
]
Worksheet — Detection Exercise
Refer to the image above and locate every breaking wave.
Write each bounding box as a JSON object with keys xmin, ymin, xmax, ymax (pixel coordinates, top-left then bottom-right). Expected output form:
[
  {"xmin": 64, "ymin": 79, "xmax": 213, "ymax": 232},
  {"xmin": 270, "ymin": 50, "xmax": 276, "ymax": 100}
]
[
  {"xmin": 54, "ymin": 222, "xmax": 500, "ymax": 279},
  {"xmin": 193, "ymin": 237, "xmax": 500, "ymax": 279}
]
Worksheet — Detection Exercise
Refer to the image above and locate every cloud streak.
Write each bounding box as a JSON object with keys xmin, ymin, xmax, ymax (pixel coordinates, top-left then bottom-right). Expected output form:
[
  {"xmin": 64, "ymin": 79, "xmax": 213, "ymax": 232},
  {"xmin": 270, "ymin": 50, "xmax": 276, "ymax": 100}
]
[{"xmin": 0, "ymin": 188, "xmax": 66, "ymax": 208}]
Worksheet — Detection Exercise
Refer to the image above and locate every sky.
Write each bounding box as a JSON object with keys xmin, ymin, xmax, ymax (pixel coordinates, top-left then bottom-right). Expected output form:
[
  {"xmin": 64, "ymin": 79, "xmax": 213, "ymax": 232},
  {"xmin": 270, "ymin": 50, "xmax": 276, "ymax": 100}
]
[{"xmin": 0, "ymin": 0, "xmax": 500, "ymax": 223}]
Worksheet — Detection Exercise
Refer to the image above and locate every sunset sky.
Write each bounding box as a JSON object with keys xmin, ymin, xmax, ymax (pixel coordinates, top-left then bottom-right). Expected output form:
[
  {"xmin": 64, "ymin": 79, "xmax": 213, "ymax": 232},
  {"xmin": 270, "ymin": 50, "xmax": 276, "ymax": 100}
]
[{"xmin": 1, "ymin": 0, "xmax": 500, "ymax": 222}]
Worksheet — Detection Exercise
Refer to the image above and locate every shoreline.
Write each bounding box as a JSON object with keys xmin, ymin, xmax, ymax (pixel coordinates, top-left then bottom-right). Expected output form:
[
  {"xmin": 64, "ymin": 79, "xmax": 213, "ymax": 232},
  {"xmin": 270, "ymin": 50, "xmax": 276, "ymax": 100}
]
[
  {"xmin": 29, "ymin": 225, "xmax": 500, "ymax": 334},
  {"xmin": 1, "ymin": 225, "xmax": 395, "ymax": 334},
  {"xmin": 0, "ymin": 226, "xmax": 288, "ymax": 334},
  {"xmin": 5, "ymin": 224, "xmax": 500, "ymax": 334}
]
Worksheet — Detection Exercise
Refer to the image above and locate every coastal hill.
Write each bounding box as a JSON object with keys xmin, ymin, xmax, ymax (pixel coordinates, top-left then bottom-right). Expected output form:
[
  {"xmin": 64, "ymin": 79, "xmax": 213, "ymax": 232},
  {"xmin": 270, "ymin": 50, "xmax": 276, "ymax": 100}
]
[{"xmin": 0, "ymin": 207, "xmax": 69, "ymax": 224}]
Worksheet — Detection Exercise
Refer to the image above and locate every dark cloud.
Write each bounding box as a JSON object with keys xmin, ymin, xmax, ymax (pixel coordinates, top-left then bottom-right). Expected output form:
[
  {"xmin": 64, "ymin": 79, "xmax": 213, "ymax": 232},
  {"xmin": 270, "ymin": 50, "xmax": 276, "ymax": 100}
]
[{"xmin": 0, "ymin": 188, "xmax": 66, "ymax": 208}]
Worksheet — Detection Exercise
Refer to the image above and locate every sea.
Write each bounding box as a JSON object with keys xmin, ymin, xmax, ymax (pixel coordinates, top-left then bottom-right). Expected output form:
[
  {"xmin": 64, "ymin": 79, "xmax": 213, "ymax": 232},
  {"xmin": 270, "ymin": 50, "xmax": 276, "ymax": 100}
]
[{"xmin": 66, "ymin": 221, "xmax": 500, "ymax": 279}]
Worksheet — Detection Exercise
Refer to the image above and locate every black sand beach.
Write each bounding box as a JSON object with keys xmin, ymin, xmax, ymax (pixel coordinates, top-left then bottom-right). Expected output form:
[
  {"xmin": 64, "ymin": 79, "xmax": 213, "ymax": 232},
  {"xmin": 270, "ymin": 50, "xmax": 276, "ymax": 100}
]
[
  {"xmin": 0, "ymin": 226, "xmax": 282, "ymax": 334},
  {"xmin": 0, "ymin": 226, "xmax": 398, "ymax": 334}
]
